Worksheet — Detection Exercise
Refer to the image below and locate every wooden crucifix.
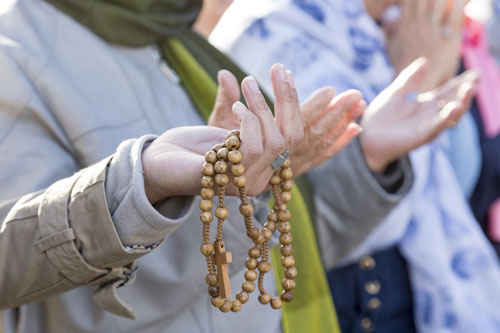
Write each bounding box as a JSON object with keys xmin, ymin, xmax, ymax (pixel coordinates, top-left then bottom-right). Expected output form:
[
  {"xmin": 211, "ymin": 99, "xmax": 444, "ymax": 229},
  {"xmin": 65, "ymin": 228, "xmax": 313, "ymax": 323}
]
[{"xmin": 214, "ymin": 240, "xmax": 232, "ymax": 298}]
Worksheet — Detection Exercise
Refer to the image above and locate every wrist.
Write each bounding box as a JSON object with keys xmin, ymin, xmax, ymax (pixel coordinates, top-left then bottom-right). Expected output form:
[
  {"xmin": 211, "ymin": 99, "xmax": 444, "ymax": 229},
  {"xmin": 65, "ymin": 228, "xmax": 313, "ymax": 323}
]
[{"xmin": 358, "ymin": 133, "xmax": 392, "ymax": 173}]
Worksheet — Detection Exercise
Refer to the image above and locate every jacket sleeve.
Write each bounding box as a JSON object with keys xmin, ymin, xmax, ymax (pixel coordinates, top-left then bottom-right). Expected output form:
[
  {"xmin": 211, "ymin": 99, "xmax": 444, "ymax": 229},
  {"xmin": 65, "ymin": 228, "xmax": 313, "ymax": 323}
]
[{"xmin": 0, "ymin": 52, "xmax": 193, "ymax": 319}]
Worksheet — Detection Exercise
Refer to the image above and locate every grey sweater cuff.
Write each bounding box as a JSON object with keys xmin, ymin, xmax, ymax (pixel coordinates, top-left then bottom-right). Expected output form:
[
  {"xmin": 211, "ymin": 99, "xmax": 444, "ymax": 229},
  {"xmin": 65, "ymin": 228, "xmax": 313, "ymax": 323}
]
[{"xmin": 105, "ymin": 135, "xmax": 195, "ymax": 247}]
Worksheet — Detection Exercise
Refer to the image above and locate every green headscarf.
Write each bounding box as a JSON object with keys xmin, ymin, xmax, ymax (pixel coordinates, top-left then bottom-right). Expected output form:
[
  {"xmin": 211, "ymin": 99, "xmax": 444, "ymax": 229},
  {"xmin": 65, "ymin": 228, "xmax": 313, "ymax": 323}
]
[{"xmin": 43, "ymin": 1, "xmax": 340, "ymax": 332}]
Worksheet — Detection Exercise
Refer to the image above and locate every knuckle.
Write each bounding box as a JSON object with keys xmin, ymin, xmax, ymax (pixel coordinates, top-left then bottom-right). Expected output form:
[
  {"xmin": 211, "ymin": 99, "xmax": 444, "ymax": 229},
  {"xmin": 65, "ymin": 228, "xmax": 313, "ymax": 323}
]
[
  {"xmin": 269, "ymin": 136, "xmax": 286, "ymax": 154},
  {"xmin": 286, "ymin": 130, "xmax": 305, "ymax": 148}
]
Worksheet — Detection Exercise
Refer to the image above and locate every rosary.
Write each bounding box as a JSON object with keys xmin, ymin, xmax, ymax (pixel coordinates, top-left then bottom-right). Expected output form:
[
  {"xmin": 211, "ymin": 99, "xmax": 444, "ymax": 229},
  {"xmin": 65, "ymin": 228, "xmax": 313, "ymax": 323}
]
[{"xmin": 199, "ymin": 130, "xmax": 297, "ymax": 313}]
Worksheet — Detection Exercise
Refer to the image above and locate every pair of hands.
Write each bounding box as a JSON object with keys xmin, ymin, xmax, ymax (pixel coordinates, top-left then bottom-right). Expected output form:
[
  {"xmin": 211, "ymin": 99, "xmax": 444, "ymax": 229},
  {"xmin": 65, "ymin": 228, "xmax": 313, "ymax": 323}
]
[
  {"xmin": 384, "ymin": 0, "xmax": 468, "ymax": 92},
  {"xmin": 142, "ymin": 64, "xmax": 363, "ymax": 204}
]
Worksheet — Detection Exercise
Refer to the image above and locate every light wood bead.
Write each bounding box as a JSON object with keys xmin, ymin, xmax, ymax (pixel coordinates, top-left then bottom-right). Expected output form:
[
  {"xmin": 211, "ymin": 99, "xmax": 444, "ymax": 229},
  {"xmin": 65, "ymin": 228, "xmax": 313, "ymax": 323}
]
[
  {"xmin": 242, "ymin": 281, "xmax": 255, "ymax": 293},
  {"xmin": 280, "ymin": 167, "xmax": 293, "ymax": 180},
  {"xmin": 211, "ymin": 296, "xmax": 225, "ymax": 308},
  {"xmin": 239, "ymin": 203, "xmax": 253, "ymax": 216},
  {"xmin": 246, "ymin": 258, "xmax": 258, "ymax": 269},
  {"xmin": 202, "ymin": 162, "xmax": 215, "ymax": 176},
  {"xmin": 215, "ymin": 207, "xmax": 229, "ymax": 220},
  {"xmin": 228, "ymin": 150, "xmax": 243, "ymax": 164},
  {"xmin": 282, "ymin": 278, "xmax": 296, "ymax": 291},
  {"xmin": 217, "ymin": 147, "xmax": 229, "ymax": 161},
  {"xmin": 247, "ymin": 229, "xmax": 259, "ymax": 240},
  {"xmin": 254, "ymin": 233, "xmax": 265, "ymax": 244},
  {"xmin": 278, "ymin": 209, "xmax": 291, "ymax": 222},
  {"xmin": 205, "ymin": 151, "xmax": 217, "ymax": 164},
  {"xmin": 264, "ymin": 221, "xmax": 276, "ymax": 233},
  {"xmin": 231, "ymin": 164, "xmax": 245, "ymax": 176},
  {"xmin": 269, "ymin": 174, "xmax": 281, "ymax": 185},
  {"xmin": 233, "ymin": 176, "xmax": 247, "ymax": 188},
  {"xmin": 281, "ymin": 291, "xmax": 294, "ymax": 302},
  {"xmin": 212, "ymin": 143, "xmax": 224, "ymax": 152},
  {"xmin": 231, "ymin": 299, "xmax": 242, "ymax": 312},
  {"xmin": 248, "ymin": 246, "xmax": 261, "ymax": 258},
  {"xmin": 282, "ymin": 158, "xmax": 291, "ymax": 168},
  {"xmin": 226, "ymin": 130, "xmax": 240, "ymax": 139},
  {"xmin": 281, "ymin": 191, "xmax": 292, "ymax": 203},
  {"xmin": 278, "ymin": 203, "xmax": 287, "ymax": 211},
  {"xmin": 244, "ymin": 269, "xmax": 258, "ymax": 281},
  {"xmin": 281, "ymin": 180, "xmax": 293, "ymax": 191},
  {"xmin": 258, "ymin": 261, "xmax": 271, "ymax": 273},
  {"xmin": 220, "ymin": 299, "xmax": 233, "ymax": 312},
  {"xmin": 285, "ymin": 267, "xmax": 298, "ymax": 279},
  {"xmin": 199, "ymin": 199, "xmax": 213, "ymax": 211},
  {"xmin": 201, "ymin": 188, "xmax": 215, "ymax": 199},
  {"xmin": 200, "ymin": 211, "xmax": 213, "ymax": 224},
  {"xmin": 215, "ymin": 174, "xmax": 229, "ymax": 186},
  {"xmin": 279, "ymin": 233, "xmax": 293, "ymax": 245},
  {"xmin": 271, "ymin": 297, "xmax": 283, "ymax": 309},
  {"xmin": 214, "ymin": 160, "xmax": 228, "ymax": 173},
  {"xmin": 278, "ymin": 222, "xmax": 291, "ymax": 233},
  {"xmin": 201, "ymin": 176, "xmax": 214, "ymax": 188},
  {"xmin": 268, "ymin": 211, "xmax": 278, "ymax": 222},
  {"xmin": 226, "ymin": 136, "xmax": 241, "ymax": 150},
  {"xmin": 236, "ymin": 290, "xmax": 249, "ymax": 304},
  {"xmin": 281, "ymin": 255, "xmax": 295, "ymax": 268},
  {"xmin": 200, "ymin": 243, "xmax": 214, "ymax": 255},
  {"xmin": 281, "ymin": 244, "xmax": 293, "ymax": 256},
  {"xmin": 206, "ymin": 274, "xmax": 218, "ymax": 286},
  {"xmin": 208, "ymin": 286, "xmax": 219, "ymax": 297},
  {"xmin": 261, "ymin": 227, "xmax": 273, "ymax": 240},
  {"xmin": 259, "ymin": 292, "xmax": 271, "ymax": 304}
]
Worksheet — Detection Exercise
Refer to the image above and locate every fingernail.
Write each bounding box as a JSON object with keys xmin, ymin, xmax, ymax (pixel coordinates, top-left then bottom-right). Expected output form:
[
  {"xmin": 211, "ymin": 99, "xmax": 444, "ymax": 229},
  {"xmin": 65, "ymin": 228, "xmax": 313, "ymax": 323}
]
[
  {"xmin": 246, "ymin": 76, "xmax": 260, "ymax": 94},
  {"xmin": 278, "ymin": 64, "xmax": 287, "ymax": 82},
  {"xmin": 286, "ymin": 69, "xmax": 295, "ymax": 88},
  {"xmin": 233, "ymin": 101, "xmax": 246, "ymax": 112}
]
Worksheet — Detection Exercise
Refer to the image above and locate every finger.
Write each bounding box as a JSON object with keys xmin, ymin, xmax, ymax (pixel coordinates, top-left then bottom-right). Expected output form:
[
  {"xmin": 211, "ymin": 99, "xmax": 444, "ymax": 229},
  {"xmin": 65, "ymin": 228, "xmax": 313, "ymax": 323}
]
[
  {"xmin": 232, "ymin": 101, "xmax": 264, "ymax": 162},
  {"xmin": 428, "ymin": 0, "xmax": 447, "ymax": 22},
  {"xmin": 432, "ymin": 70, "xmax": 479, "ymax": 101},
  {"xmin": 322, "ymin": 99, "xmax": 365, "ymax": 150},
  {"xmin": 270, "ymin": 64, "xmax": 304, "ymax": 148},
  {"xmin": 311, "ymin": 91, "xmax": 364, "ymax": 134},
  {"xmin": 241, "ymin": 75, "xmax": 286, "ymax": 158},
  {"xmin": 444, "ymin": 0, "xmax": 466, "ymax": 29},
  {"xmin": 209, "ymin": 70, "xmax": 241, "ymax": 128},
  {"xmin": 324, "ymin": 123, "xmax": 363, "ymax": 157},
  {"xmin": 393, "ymin": 57, "xmax": 429, "ymax": 94},
  {"xmin": 300, "ymin": 86, "xmax": 337, "ymax": 127}
]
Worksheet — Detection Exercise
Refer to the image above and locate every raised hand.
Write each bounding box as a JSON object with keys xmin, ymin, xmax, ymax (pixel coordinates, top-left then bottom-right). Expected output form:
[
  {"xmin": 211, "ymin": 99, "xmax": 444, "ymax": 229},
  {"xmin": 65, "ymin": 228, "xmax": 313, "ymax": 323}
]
[{"xmin": 359, "ymin": 58, "xmax": 478, "ymax": 172}]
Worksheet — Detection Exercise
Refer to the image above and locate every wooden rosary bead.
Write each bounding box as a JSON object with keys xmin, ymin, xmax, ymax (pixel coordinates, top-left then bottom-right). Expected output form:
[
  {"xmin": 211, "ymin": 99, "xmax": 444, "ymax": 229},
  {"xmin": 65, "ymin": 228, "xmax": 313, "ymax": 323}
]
[
  {"xmin": 228, "ymin": 150, "xmax": 243, "ymax": 164},
  {"xmin": 215, "ymin": 174, "xmax": 229, "ymax": 186},
  {"xmin": 205, "ymin": 150, "xmax": 217, "ymax": 164},
  {"xmin": 264, "ymin": 221, "xmax": 276, "ymax": 233},
  {"xmin": 232, "ymin": 176, "xmax": 247, "ymax": 188},
  {"xmin": 281, "ymin": 180, "xmax": 293, "ymax": 191},
  {"xmin": 268, "ymin": 211, "xmax": 278, "ymax": 222},
  {"xmin": 271, "ymin": 297, "xmax": 283, "ymax": 309},
  {"xmin": 279, "ymin": 232, "xmax": 293, "ymax": 245},
  {"xmin": 247, "ymin": 229, "xmax": 260, "ymax": 240},
  {"xmin": 217, "ymin": 147, "xmax": 229, "ymax": 161},
  {"xmin": 281, "ymin": 291, "xmax": 294, "ymax": 302},
  {"xmin": 201, "ymin": 176, "xmax": 214, "ymax": 188},
  {"xmin": 244, "ymin": 269, "xmax": 258, "ymax": 281},
  {"xmin": 200, "ymin": 243, "xmax": 214, "ymax": 255},
  {"xmin": 282, "ymin": 158, "xmax": 291, "ymax": 168},
  {"xmin": 285, "ymin": 267, "xmax": 298, "ymax": 279},
  {"xmin": 280, "ymin": 167, "xmax": 293, "ymax": 180},
  {"xmin": 261, "ymin": 227, "xmax": 273, "ymax": 241},
  {"xmin": 248, "ymin": 246, "xmax": 261, "ymax": 259},
  {"xmin": 212, "ymin": 143, "xmax": 224, "ymax": 152},
  {"xmin": 278, "ymin": 222, "xmax": 291, "ymax": 233},
  {"xmin": 281, "ymin": 244, "xmax": 293, "ymax": 256},
  {"xmin": 254, "ymin": 233, "xmax": 265, "ymax": 245},
  {"xmin": 245, "ymin": 258, "xmax": 258, "ymax": 269},
  {"xmin": 269, "ymin": 174, "xmax": 281, "ymax": 185},
  {"xmin": 281, "ymin": 255, "xmax": 295, "ymax": 268},
  {"xmin": 214, "ymin": 160, "xmax": 228, "ymax": 173},
  {"xmin": 258, "ymin": 261, "xmax": 271, "ymax": 273},
  {"xmin": 206, "ymin": 274, "xmax": 218, "ymax": 286},
  {"xmin": 202, "ymin": 162, "xmax": 215, "ymax": 176},
  {"xmin": 201, "ymin": 188, "xmax": 215, "ymax": 200},
  {"xmin": 215, "ymin": 207, "xmax": 229, "ymax": 220},
  {"xmin": 231, "ymin": 299, "xmax": 242, "ymax": 312},
  {"xmin": 208, "ymin": 286, "xmax": 219, "ymax": 297},
  {"xmin": 226, "ymin": 129, "xmax": 240, "ymax": 139},
  {"xmin": 226, "ymin": 136, "xmax": 241, "ymax": 150},
  {"xmin": 199, "ymin": 199, "xmax": 213, "ymax": 211},
  {"xmin": 239, "ymin": 203, "xmax": 253, "ymax": 216},
  {"xmin": 278, "ymin": 209, "xmax": 291, "ymax": 222},
  {"xmin": 236, "ymin": 290, "xmax": 249, "ymax": 304},
  {"xmin": 282, "ymin": 278, "xmax": 296, "ymax": 291},
  {"xmin": 231, "ymin": 164, "xmax": 245, "ymax": 176},
  {"xmin": 258, "ymin": 292, "xmax": 271, "ymax": 305},
  {"xmin": 242, "ymin": 281, "xmax": 255, "ymax": 293},
  {"xmin": 220, "ymin": 299, "xmax": 233, "ymax": 312},
  {"xmin": 211, "ymin": 296, "xmax": 225, "ymax": 308},
  {"xmin": 200, "ymin": 211, "xmax": 213, "ymax": 224},
  {"xmin": 278, "ymin": 203, "xmax": 287, "ymax": 211},
  {"xmin": 281, "ymin": 191, "xmax": 292, "ymax": 203}
]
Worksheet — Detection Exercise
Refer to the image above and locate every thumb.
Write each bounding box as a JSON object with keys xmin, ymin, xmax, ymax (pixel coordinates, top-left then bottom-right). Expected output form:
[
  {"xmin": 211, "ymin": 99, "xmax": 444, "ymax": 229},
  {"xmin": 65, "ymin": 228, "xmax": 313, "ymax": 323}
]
[
  {"xmin": 213, "ymin": 69, "xmax": 240, "ymax": 115},
  {"xmin": 393, "ymin": 57, "xmax": 429, "ymax": 95}
]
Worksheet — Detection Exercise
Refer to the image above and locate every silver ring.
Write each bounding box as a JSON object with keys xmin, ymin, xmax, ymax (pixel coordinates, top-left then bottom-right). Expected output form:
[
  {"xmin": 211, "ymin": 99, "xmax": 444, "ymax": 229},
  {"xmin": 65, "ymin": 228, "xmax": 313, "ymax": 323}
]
[
  {"xmin": 441, "ymin": 26, "xmax": 454, "ymax": 38},
  {"xmin": 271, "ymin": 151, "xmax": 290, "ymax": 170}
]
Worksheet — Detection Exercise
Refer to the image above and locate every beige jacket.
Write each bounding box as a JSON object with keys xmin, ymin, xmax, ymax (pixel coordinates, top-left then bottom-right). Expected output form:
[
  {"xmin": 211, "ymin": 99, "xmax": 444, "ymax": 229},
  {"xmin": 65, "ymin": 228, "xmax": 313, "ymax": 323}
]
[{"xmin": 0, "ymin": 1, "xmax": 412, "ymax": 332}]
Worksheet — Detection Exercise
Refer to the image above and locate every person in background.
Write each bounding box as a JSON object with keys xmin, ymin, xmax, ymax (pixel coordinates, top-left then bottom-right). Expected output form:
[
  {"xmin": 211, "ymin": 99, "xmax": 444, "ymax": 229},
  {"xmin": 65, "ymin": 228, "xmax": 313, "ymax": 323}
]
[
  {"xmin": 211, "ymin": 0, "xmax": 500, "ymax": 332},
  {"xmin": 194, "ymin": 0, "xmax": 234, "ymax": 37}
]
